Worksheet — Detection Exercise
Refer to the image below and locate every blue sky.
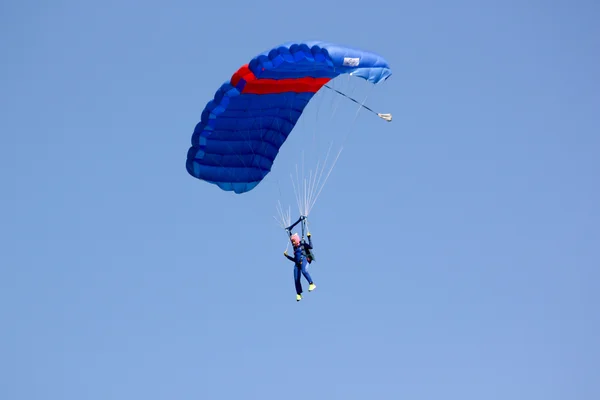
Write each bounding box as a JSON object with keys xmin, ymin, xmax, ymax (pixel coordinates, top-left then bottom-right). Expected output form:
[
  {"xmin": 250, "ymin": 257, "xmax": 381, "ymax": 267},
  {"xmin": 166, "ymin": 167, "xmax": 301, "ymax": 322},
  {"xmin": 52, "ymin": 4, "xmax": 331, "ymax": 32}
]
[{"xmin": 2, "ymin": 0, "xmax": 599, "ymax": 399}]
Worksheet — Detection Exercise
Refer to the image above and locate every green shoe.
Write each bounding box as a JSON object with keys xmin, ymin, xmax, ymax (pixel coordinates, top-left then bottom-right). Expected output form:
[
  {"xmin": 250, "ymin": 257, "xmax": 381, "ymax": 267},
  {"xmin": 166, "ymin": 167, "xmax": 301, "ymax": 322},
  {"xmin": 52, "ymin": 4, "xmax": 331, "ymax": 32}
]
[
  {"xmin": 296, "ymin": 294, "xmax": 302, "ymax": 301},
  {"xmin": 308, "ymin": 283, "xmax": 316, "ymax": 292}
]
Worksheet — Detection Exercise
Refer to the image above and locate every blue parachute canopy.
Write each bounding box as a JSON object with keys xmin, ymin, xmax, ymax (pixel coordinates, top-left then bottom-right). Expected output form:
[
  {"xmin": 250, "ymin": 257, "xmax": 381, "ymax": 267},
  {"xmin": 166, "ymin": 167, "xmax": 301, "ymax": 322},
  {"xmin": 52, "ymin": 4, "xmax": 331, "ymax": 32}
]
[{"xmin": 186, "ymin": 41, "xmax": 391, "ymax": 194}]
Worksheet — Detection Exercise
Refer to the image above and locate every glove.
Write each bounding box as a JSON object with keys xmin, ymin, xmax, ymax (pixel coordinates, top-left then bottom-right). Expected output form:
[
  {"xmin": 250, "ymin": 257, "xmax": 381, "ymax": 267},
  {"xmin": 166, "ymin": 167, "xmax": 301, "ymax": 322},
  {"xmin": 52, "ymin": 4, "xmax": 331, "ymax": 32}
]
[
  {"xmin": 307, "ymin": 232, "xmax": 311, "ymax": 237},
  {"xmin": 284, "ymin": 251, "xmax": 288, "ymax": 256}
]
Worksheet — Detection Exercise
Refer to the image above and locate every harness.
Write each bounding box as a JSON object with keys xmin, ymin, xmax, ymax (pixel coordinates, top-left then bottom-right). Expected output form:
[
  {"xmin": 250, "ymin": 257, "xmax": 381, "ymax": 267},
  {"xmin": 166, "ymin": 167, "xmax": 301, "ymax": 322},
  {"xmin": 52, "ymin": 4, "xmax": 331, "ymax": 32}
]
[{"xmin": 302, "ymin": 241, "xmax": 315, "ymax": 263}]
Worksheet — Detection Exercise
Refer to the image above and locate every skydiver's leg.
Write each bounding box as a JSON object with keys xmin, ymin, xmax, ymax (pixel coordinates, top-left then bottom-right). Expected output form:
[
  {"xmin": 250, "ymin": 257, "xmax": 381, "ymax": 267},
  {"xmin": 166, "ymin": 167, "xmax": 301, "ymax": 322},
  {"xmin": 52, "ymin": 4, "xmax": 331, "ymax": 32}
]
[
  {"xmin": 294, "ymin": 266, "xmax": 302, "ymax": 295},
  {"xmin": 301, "ymin": 260, "xmax": 313, "ymax": 284},
  {"xmin": 301, "ymin": 260, "xmax": 316, "ymax": 292}
]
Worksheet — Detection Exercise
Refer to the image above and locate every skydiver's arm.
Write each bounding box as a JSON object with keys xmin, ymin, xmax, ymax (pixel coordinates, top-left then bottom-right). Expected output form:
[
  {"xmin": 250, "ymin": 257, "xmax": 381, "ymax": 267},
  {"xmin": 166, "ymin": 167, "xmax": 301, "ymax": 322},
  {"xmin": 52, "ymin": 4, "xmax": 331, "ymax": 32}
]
[
  {"xmin": 284, "ymin": 253, "xmax": 295, "ymax": 262},
  {"xmin": 306, "ymin": 235, "xmax": 313, "ymax": 249}
]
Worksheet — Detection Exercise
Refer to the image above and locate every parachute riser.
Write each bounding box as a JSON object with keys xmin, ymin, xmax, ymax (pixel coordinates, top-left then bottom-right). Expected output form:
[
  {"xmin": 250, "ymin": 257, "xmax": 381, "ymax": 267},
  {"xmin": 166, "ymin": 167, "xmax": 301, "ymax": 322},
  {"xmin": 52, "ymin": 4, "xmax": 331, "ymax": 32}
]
[{"xmin": 285, "ymin": 215, "xmax": 307, "ymax": 240}]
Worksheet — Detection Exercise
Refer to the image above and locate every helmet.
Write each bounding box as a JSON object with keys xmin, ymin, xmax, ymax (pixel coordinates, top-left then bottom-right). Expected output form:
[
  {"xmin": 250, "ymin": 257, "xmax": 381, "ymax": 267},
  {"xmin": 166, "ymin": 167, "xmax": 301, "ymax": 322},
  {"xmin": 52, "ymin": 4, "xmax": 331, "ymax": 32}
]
[{"xmin": 290, "ymin": 233, "xmax": 300, "ymax": 246}]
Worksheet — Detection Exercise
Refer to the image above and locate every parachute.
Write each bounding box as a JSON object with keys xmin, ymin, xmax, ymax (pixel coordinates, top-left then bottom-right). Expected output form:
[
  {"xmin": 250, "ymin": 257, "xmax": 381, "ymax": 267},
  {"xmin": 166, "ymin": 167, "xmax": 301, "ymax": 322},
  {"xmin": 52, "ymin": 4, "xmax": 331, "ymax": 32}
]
[{"xmin": 186, "ymin": 41, "xmax": 392, "ymax": 194}]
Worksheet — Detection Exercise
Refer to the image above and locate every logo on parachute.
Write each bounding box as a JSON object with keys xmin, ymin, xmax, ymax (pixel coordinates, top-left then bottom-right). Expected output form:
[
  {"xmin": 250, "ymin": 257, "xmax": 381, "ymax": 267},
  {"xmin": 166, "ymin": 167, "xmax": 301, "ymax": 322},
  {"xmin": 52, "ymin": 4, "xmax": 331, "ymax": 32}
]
[{"xmin": 343, "ymin": 57, "xmax": 360, "ymax": 67}]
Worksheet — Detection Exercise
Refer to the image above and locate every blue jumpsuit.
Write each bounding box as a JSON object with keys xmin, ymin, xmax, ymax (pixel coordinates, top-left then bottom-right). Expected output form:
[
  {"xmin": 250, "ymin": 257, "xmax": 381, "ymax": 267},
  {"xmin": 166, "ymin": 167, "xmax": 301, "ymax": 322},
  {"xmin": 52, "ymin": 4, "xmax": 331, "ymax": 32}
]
[{"xmin": 285, "ymin": 238, "xmax": 314, "ymax": 295}]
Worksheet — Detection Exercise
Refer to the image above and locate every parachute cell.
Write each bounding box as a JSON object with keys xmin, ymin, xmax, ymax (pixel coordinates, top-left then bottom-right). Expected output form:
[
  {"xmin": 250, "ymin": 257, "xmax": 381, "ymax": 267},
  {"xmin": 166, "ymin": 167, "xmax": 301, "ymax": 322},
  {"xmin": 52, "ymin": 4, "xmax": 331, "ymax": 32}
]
[{"xmin": 186, "ymin": 41, "xmax": 392, "ymax": 194}]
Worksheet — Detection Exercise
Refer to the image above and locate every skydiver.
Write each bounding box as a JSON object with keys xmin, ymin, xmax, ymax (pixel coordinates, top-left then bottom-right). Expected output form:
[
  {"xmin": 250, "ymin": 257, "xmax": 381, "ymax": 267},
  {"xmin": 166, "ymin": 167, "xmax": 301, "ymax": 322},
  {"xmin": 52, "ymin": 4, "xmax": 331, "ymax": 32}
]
[{"xmin": 284, "ymin": 232, "xmax": 316, "ymax": 301}]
